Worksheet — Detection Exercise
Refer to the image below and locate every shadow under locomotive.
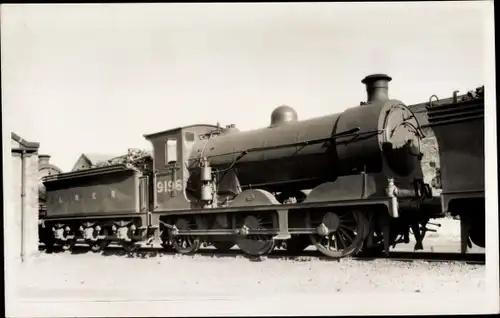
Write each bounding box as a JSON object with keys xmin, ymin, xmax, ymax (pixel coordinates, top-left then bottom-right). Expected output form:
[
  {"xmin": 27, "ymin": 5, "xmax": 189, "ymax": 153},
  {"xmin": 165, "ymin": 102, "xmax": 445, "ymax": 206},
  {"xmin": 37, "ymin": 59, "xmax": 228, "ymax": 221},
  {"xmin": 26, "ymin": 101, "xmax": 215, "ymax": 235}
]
[
  {"xmin": 39, "ymin": 74, "xmax": 450, "ymax": 260},
  {"xmin": 38, "ymin": 243, "xmax": 485, "ymax": 265}
]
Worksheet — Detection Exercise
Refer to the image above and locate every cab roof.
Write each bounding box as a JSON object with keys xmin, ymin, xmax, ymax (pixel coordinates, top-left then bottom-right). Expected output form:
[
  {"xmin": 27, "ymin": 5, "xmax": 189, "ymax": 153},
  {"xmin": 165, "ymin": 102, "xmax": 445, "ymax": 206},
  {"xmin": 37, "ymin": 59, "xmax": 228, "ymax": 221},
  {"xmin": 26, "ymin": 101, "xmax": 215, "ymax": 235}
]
[{"xmin": 143, "ymin": 124, "xmax": 220, "ymax": 140}]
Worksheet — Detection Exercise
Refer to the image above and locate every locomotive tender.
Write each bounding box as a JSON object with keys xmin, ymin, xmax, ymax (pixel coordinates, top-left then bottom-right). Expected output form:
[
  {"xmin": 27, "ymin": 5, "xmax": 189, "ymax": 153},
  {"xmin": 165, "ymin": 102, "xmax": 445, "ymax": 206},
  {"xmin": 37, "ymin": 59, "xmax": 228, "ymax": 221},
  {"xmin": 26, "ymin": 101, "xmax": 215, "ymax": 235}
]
[
  {"xmin": 40, "ymin": 74, "xmax": 444, "ymax": 258},
  {"xmin": 425, "ymin": 87, "xmax": 485, "ymax": 253}
]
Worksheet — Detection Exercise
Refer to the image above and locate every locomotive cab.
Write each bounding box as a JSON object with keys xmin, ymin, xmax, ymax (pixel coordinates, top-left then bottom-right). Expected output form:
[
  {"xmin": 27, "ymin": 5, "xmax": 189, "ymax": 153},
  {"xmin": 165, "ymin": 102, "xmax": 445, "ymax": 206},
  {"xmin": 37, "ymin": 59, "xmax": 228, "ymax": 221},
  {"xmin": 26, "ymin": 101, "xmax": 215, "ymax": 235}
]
[{"xmin": 144, "ymin": 124, "xmax": 222, "ymax": 211}]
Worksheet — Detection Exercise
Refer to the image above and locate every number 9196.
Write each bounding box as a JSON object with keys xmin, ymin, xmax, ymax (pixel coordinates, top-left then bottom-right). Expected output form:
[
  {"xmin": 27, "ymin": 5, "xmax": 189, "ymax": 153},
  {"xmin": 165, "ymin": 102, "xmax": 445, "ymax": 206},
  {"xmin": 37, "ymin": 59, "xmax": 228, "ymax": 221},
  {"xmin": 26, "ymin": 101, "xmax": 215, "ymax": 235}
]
[{"xmin": 157, "ymin": 179, "xmax": 183, "ymax": 193}]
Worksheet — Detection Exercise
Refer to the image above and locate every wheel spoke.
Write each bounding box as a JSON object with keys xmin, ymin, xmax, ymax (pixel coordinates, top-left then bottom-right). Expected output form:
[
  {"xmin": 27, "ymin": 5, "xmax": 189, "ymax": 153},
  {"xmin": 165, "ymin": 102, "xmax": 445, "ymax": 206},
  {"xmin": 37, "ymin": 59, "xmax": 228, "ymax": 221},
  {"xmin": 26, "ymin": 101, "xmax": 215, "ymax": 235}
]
[
  {"xmin": 171, "ymin": 218, "xmax": 201, "ymax": 255},
  {"xmin": 336, "ymin": 231, "xmax": 347, "ymax": 249},
  {"xmin": 339, "ymin": 227, "xmax": 354, "ymax": 245},
  {"xmin": 339, "ymin": 223, "xmax": 354, "ymax": 232},
  {"xmin": 332, "ymin": 233, "xmax": 339, "ymax": 251}
]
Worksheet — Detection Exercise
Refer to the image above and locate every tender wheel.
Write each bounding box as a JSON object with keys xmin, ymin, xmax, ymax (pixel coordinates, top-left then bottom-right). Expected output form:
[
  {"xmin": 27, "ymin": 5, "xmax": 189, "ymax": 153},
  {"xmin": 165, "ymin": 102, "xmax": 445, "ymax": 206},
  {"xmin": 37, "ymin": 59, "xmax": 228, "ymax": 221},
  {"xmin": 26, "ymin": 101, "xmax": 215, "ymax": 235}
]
[
  {"xmin": 121, "ymin": 241, "xmax": 139, "ymax": 253},
  {"xmin": 90, "ymin": 242, "xmax": 102, "ymax": 252},
  {"xmin": 170, "ymin": 218, "xmax": 201, "ymax": 255},
  {"xmin": 61, "ymin": 240, "xmax": 76, "ymax": 251},
  {"xmin": 307, "ymin": 210, "xmax": 367, "ymax": 259},
  {"xmin": 90, "ymin": 228, "xmax": 110, "ymax": 252},
  {"xmin": 236, "ymin": 215, "xmax": 275, "ymax": 256},
  {"xmin": 285, "ymin": 235, "xmax": 310, "ymax": 254}
]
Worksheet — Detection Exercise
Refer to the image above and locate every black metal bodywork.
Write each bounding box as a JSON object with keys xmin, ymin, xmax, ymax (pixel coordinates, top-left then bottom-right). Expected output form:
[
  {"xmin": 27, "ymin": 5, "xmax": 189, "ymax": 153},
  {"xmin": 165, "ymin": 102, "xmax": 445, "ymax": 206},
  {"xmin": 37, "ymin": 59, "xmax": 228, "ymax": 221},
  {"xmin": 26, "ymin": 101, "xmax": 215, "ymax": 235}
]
[{"xmin": 186, "ymin": 99, "xmax": 423, "ymax": 196}]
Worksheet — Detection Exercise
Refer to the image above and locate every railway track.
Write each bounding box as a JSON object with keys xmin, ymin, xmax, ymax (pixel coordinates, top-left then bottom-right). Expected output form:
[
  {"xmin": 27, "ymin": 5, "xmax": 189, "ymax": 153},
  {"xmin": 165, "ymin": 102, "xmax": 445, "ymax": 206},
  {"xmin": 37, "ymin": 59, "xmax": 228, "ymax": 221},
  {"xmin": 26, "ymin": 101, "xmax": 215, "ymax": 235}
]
[{"xmin": 38, "ymin": 244, "xmax": 485, "ymax": 265}]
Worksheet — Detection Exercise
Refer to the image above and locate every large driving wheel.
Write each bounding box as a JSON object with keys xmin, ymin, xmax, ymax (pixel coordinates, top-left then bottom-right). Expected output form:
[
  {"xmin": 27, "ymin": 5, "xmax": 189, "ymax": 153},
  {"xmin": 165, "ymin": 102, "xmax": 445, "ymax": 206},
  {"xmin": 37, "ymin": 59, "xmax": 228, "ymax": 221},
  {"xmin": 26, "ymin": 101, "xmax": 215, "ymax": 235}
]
[
  {"xmin": 170, "ymin": 218, "xmax": 201, "ymax": 255},
  {"xmin": 307, "ymin": 210, "xmax": 367, "ymax": 259},
  {"xmin": 236, "ymin": 215, "xmax": 275, "ymax": 256}
]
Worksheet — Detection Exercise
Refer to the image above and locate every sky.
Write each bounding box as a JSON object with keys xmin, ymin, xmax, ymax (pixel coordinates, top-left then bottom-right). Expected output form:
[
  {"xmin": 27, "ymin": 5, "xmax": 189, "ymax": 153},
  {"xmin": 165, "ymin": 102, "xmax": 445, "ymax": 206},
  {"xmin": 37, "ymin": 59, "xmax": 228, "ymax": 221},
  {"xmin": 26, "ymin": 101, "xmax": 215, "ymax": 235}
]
[{"xmin": 1, "ymin": 2, "xmax": 494, "ymax": 172}]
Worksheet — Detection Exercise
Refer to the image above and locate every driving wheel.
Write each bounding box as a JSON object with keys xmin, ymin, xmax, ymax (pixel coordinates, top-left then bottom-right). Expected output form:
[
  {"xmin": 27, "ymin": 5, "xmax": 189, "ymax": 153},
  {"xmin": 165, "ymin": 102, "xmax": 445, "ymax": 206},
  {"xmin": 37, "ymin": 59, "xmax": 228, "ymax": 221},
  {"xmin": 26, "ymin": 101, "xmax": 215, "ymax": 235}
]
[
  {"xmin": 236, "ymin": 215, "xmax": 275, "ymax": 256},
  {"xmin": 170, "ymin": 218, "xmax": 201, "ymax": 255},
  {"xmin": 307, "ymin": 210, "xmax": 367, "ymax": 259}
]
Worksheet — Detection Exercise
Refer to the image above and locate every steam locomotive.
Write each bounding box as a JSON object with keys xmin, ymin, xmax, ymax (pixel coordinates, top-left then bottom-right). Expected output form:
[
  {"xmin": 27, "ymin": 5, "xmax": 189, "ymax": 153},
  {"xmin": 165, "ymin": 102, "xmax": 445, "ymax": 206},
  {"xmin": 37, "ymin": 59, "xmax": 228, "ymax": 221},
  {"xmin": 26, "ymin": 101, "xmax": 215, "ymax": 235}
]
[{"xmin": 39, "ymin": 74, "xmax": 448, "ymax": 258}]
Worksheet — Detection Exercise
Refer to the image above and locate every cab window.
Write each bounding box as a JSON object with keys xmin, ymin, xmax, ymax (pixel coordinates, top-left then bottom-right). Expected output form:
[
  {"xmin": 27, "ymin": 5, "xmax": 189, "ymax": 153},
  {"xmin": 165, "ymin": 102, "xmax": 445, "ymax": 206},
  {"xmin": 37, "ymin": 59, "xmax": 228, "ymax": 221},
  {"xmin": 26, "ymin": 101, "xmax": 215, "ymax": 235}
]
[{"xmin": 165, "ymin": 138, "xmax": 177, "ymax": 165}]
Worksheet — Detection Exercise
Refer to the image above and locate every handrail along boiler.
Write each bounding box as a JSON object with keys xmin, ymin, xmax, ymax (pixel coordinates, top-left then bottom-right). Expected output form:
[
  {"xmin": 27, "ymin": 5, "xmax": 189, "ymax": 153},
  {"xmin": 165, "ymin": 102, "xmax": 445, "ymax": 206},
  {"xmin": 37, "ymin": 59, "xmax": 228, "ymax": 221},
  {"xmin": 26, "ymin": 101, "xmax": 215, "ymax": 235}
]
[{"xmin": 40, "ymin": 74, "xmax": 443, "ymax": 258}]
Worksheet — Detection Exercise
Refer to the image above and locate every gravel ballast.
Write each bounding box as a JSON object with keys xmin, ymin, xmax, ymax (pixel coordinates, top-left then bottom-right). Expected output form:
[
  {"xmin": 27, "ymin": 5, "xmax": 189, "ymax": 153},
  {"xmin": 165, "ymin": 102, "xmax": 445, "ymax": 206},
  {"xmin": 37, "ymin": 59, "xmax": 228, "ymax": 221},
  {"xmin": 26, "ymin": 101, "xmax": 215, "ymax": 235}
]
[
  {"xmin": 17, "ymin": 252, "xmax": 485, "ymax": 299},
  {"xmin": 6, "ymin": 217, "xmax": 492, "ymax": 317}
]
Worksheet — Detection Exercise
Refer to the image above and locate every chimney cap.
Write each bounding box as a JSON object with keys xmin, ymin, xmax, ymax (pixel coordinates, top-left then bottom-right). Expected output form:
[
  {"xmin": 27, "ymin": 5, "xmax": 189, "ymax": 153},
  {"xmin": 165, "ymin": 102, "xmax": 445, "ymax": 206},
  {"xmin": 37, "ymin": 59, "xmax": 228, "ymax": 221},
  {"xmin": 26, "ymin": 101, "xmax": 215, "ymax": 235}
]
[{"xmin": 361, "ymin": 74, "xmax": 392, "ymax": 84}]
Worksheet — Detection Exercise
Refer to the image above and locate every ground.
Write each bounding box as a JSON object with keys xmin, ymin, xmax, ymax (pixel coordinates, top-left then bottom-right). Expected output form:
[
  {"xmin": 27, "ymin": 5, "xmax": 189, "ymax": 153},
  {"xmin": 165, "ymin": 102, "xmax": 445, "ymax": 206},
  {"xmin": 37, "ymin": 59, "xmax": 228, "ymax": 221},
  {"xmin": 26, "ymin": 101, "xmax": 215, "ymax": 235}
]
[{"xmin": 6, "ymin": 218, "xmax": 487, "ymax": 317}]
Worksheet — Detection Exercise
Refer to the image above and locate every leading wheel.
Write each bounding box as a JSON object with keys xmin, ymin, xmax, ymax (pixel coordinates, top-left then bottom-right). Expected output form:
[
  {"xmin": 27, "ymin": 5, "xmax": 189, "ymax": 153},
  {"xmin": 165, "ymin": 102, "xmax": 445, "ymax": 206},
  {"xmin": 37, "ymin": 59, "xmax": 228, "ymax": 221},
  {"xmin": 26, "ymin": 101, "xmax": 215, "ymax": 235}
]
[
  {"xmin": 236, "ymin": 215, "xmax": 275, "ymax": 256},
  {"xmin": 307, "ymin": 210, "xmax": 367, "ymax": 259}
]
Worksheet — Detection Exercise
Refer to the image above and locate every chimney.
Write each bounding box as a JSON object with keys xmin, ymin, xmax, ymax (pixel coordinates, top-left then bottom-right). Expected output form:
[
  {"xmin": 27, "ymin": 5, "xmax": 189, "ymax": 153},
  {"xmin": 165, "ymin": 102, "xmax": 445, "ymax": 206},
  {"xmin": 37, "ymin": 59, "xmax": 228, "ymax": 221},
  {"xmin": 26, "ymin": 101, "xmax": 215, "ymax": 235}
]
[
  {"xmin": 39, "ymin": 154, "xmax": 51, "ymax": 166},
  {"xmin": 361, "ymin": 74, "xmax": 392, "ymax": 103}
]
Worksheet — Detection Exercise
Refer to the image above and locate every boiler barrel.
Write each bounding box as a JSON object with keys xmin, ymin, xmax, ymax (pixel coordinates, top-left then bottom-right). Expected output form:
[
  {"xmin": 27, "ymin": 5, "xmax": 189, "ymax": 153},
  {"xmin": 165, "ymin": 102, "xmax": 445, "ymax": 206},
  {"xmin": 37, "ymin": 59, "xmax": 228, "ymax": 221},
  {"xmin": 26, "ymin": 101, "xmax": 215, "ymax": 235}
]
[
  {"xmin": 189, "ymin": 101, "xmax": 400, "ymax": 190},
  {"xmin": 194, "ymin": 113, "xmax": 343, "ymax": 189}
]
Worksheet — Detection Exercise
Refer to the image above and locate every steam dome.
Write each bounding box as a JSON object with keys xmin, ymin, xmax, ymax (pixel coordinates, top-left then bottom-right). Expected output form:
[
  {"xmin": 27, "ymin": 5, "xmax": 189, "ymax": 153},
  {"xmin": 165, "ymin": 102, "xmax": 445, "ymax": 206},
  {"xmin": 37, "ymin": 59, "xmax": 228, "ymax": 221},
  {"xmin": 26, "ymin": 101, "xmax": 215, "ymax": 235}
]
[{"xmin": 270, "ymin": 105, "xmax": 298, "ymax": 127}]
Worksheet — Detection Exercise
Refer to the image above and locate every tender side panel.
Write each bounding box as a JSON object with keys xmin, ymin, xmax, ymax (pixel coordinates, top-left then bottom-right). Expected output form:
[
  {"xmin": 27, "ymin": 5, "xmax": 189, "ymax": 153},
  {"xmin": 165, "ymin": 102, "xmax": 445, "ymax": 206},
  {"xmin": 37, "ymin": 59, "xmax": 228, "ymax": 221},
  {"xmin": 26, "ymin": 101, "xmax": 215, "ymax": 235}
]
[
  {"xmin": 44, "ymin": 168, "xmax": 143, "ymax": 217},
  {"xmin": 427, "ymin": 99, "xmax": 484, "ymax": 194}
]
